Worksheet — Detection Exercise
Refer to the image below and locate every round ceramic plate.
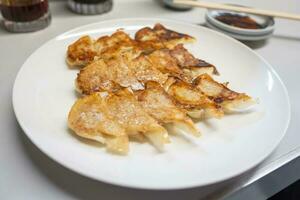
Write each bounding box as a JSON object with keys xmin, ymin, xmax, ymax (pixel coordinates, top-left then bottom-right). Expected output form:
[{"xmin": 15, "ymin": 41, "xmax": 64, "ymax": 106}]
[{"xmin": 13, "ymin": 18, "xmax": 290, "ymax": 190}]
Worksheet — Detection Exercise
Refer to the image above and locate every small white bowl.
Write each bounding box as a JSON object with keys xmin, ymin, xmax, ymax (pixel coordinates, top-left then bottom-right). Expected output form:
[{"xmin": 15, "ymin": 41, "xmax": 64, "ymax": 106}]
[
  {"xmin": 206, "ymin": 20, "xmax": 273, "ymax": 41},
  {"xmin": 206, "ymin": 9, "xmax": 275, "ymax": 36}
]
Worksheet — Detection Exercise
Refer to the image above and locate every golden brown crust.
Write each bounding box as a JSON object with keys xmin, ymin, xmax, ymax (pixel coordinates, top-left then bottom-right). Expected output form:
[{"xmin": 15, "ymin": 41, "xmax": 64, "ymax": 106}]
[
  {"xmin": 167, "ymin": 79, "xmax": 212, "ymax": 109},
  {"xmin": 67, "ymin": 25, "xmax": 200, "ymax": 70},
  {"xmin": 137, "ymin": 81, "xmax": 188, "ymax": 122},
  {"xmin": 147, "ymin": 44, "xmax": 219, "ymax": 83},
  {"xmin": 68, "ymin": 93, "xmax": 126, "ymax": 140},
  {"xmin": 136, "ymin": 82, "xmax": 199, "ymax": 136},
  {"xmin": 67, "ymin": 24, "xmax": 255, "ymax": 154},
  {"xmin": 76, "ymin": 54, "xmax": 169, "ymax": 95},
  {"xmin": 166, "ymin": 79, "xmax": 224, "ymax": 118},
  {"xmin": 135, "ymin": 23, "xmax": 195, "ymax": 45},
  {"xmin": 134, "ymin": 23, "xmax": 196, "ymax": 53},
  {"xmin": 96, "ymin": 31, "xmax": 142, "ymax": 61},
  {"xmin": 136, "ymin": 40, "xmax": 165, "ymax": 54},
  {"xmin": 170, "ymin": 44, "xmax": 219, "ymax": 75},
  {"xmin": 147, "ymin": 49, "xmax": 189, "ymax": 81},
  {"xmin": 128, "ymin": 55, "xmax": 168, "ymax": 86},
  {"xmin": 68, "ymin": 90, "xmax": 170, "ymax": 153},
  {"xmin": 76, "ymin": 59, "xmax": 125, "ymax": 95},
  {"xmin": 105, "ymin": 89, "xmax": 167, "ymax": 135},
  {"xmin": 67, "ymin": 36, "xmax": 97, "ymax": 67},
  {"xmin": 67, "ymin": 31, "xmax": 142, "ymax": 67},
  {"xmin": 193, "ymin": 74, "xmax": 253, "ymax": 110},
  {"xmin": 135, "ymin": 27, "xmax": 156, "ymax": 41}
]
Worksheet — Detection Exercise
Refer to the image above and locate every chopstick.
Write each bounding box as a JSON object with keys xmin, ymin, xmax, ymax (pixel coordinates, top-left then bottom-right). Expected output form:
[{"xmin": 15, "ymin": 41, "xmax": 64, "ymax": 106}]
[{"xmin": 173, "ymin": 0, "xmax": 300, "ymax": 21}]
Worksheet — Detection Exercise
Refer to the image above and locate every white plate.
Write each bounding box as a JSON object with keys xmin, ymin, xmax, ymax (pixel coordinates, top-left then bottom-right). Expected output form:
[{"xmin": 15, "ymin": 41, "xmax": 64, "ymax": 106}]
[
  {"xmin": 13, "ymin": 18, "xmax": 290, "ymax": 190},
  {"xmin": 206, "ymin": 20, "xmax": 273, "ymax": 41}
]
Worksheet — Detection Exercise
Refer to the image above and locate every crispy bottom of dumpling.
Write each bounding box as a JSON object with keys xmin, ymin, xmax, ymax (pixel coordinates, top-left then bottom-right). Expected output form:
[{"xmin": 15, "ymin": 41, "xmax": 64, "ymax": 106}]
[
  {"xmin": 137, "ymin": 81, "xmax": 200, "ymax": 136},
  {"xmin": 193, "ymin": 74, "xmax": 255, "ymax": 112},
  {"xmin": 68, "ymin": 93, "xmax": 129, "ymax": 154}
]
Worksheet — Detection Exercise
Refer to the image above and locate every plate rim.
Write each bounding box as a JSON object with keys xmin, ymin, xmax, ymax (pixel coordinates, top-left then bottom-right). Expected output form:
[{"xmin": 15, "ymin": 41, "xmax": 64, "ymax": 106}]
[{"xmin": 12, "ymin": 17, "xmax": 291, "ymax": 190}]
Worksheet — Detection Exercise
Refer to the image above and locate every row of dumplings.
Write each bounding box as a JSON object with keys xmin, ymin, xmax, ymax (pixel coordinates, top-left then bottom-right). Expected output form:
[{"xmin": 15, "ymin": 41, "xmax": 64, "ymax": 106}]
[{"xmin": 67, "ymin": 24, "xmax": 255, "ymax": 154}]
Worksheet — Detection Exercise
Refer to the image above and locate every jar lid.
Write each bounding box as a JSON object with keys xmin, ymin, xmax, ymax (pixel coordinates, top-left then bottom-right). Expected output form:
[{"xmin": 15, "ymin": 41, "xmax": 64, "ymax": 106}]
[{"xmin": 68, "ymin": 0, "xmax": 113, "ymax": 15}]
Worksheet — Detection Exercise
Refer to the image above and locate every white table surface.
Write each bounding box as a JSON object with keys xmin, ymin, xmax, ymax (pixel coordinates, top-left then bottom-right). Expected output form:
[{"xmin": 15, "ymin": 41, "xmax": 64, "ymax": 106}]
[{"xmin": 0, "ymin": 0, "xmax": 300, "ymax": 199}]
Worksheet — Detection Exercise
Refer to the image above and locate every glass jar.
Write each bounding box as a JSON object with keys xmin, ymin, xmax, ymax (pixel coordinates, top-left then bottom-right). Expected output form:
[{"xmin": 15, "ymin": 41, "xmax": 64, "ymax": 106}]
[
  {"xmin": 163, "ymin": 0, "xmax": 193, "ymax": 11},
  {"xmin": 0, "ymin": 0, "xmax": 51, "ymax": 32},
  {"xmin": 68, "ymin": 0, "xmax": 113, "ymax": 15}
]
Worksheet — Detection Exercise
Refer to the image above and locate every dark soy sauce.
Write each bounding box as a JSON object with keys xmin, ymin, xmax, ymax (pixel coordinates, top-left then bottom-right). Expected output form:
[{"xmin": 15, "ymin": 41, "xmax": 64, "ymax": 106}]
[{"xmin": 1, "ymin": 0, "xmax": 48, "ymax": 22}]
